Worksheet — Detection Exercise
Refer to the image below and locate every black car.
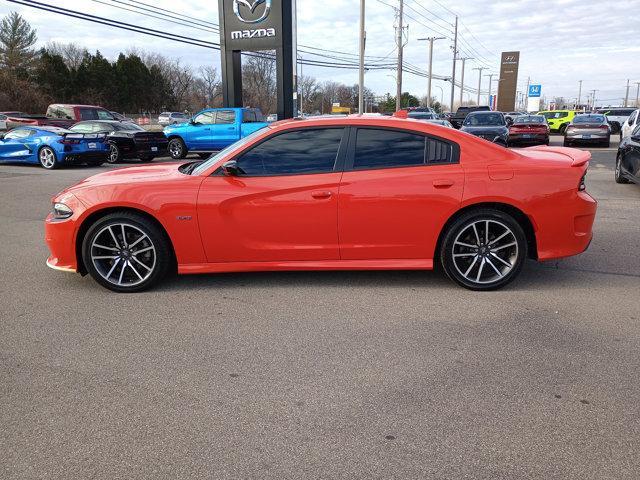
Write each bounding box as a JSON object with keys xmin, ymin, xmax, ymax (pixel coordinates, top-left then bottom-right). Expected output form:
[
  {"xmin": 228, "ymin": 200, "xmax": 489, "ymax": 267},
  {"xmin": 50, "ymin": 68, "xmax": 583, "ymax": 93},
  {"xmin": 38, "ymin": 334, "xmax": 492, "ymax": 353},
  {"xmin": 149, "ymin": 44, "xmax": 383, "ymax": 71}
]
[
  {"xmin": 69, "ymin": 121, "xmax": 168, "ymax": 163},
  {"xmin": 616, "ymin": 124, "xmax": 640, "ymax": 184},
  {"xmin": 460, "ymin": 111, "xmax": 509, "ymax": 146},
  {"xmin": 450, "ymin": 105, "xmax": 491, "ymax": 129}
]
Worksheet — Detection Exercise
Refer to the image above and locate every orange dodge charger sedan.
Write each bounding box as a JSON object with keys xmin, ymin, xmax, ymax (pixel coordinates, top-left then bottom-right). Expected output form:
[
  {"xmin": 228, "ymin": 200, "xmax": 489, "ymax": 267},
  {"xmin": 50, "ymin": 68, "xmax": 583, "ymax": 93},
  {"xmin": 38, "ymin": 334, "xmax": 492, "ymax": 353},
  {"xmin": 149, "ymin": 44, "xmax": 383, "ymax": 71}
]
[{"xmin": 45, "ymin": 115, "xmax": 596, "ymax": 292}]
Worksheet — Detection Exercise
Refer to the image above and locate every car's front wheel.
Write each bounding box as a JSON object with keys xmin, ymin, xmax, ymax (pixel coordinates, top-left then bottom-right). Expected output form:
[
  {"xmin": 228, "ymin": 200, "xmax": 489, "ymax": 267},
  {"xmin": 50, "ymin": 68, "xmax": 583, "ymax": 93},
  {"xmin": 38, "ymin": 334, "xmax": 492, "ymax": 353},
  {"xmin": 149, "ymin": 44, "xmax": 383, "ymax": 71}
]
[
  {"xmin": 440, "ymin": 209, "xmax": 527, "ymax": 290},
  {"xmin": 168, "ymin": 137, "xmax": 187, "ymax": 159},
  {"xmin": 38, "ymin": 146, "xmax": 58, "ymax": 169},
  {"xmin": 615, "ymin": 155, "xmax": 630, "ymax": 184},
  {"xmin": 82, "ymin": 212, "xmax": 171, "ymax": 292}
]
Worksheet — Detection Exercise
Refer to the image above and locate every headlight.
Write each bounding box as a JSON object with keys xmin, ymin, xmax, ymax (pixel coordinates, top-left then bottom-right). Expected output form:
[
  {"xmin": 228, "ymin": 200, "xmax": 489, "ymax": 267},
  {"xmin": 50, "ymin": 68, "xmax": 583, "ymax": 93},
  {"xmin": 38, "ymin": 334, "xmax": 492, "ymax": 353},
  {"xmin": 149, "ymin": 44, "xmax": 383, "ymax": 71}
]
[{"xmin": 52, "ymin": 202, "xmax": 73, "ymax": 219}]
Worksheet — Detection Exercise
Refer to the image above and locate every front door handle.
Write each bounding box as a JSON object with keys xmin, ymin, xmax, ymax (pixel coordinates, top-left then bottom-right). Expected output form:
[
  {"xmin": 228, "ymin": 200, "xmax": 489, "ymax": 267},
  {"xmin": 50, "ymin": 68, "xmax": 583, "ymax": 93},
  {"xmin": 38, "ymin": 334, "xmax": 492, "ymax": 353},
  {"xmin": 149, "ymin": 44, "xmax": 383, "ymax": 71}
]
[
  {"xmin": 433, "ymin": 179, "xmax": 454, "ymax": 188},
  {"xmin": 227, "ymin": 127, "xmax": 235, "ymax": 130},
  {"xmin": 311, "ymin": 191, "xmax": 333, "ymax": 199}
]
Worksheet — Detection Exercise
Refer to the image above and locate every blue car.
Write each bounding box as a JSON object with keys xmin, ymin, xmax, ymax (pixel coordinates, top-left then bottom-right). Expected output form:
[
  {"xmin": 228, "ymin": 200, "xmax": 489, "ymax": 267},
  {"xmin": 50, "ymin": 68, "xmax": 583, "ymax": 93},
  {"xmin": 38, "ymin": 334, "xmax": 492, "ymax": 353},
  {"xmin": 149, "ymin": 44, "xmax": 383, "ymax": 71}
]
[
  {"xmin": 164, "ymin": 107, "xmax": 268, "ymax": 159},
  {"xmin": 0, "ymin": 126, "xmax": 110, "ymax": 169}
]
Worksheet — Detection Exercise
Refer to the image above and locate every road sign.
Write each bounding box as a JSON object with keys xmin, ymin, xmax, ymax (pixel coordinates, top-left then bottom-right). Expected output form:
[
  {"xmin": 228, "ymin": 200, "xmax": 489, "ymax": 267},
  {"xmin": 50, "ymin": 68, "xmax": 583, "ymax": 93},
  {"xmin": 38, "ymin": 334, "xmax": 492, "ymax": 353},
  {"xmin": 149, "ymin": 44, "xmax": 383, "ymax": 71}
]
[{"xmin": 528, "ymin": 84, "xmax": 542, "ymax": 97}]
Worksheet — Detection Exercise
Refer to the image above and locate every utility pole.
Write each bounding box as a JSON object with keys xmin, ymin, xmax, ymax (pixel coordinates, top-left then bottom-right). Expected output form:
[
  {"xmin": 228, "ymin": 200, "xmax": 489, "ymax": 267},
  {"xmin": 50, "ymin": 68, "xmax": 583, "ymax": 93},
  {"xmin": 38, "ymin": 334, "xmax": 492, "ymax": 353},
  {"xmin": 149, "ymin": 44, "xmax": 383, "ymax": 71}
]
[
  {"xmin": 577, "ymin": 80, "xmax": 582, "ymax": 106},
  {"xmin": 590, "ymin": 89, "xmax": 597, "ymax": 110},
  {"xmin": 472, "ymin": 67, "xmax": 485, "ymax": 105},
  {"xmin": 358, "ymin": 0, "xmax": 365, "ymax": 114},
  {"xmin": 484, "ymin": 73, "xmax": 494, "ymax": 108},
  {"xmin": 395, "ymin": 0, "xmax": 405, "ymax": 111},
  {"xmin": 458, "ymin": 57, "xmax": 473, "ymax": 105},
  {"xmin": 635, "ymin": 82, "xmax": 640, "ymax": 108},
  {"xmin": 624, "ymin": 79, "xmax": 630, "ymax": 107},
  {"xmin": 450, "ymin": 16, "xmax": 458, "ymax": 112},
  {"xmin": 418, "ymin": 36, "xmax": 445, "ymax": 109}
]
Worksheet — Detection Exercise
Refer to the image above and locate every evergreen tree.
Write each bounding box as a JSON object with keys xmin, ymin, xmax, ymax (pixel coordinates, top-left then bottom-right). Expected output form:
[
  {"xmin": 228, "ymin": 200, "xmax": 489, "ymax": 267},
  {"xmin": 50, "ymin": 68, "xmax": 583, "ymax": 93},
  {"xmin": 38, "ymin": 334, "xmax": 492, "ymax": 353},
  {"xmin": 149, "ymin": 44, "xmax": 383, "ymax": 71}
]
[{"xmin": 0, "ymin": 12, "xmax": 37, "ymax": 75}]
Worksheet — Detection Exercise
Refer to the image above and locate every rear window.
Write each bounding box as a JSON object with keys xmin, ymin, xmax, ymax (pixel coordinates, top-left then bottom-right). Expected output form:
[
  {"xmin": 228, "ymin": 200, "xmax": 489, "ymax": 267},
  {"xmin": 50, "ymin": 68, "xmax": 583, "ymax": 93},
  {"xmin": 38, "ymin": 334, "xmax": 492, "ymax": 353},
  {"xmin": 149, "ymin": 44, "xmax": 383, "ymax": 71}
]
[
  {"xmin": 463, "ymin": 113, "xmax": 505, "ymax": 126},
  {"xmin": 599, "ymin": 109, "xmax": 634, "ymax": 117},
  {"xmin": 408, "ymin": 112, "xmax": 435, "ymax": 120},
  {"xmin": 514, "ymin": 115, "xmax": 545, "ymax": 123},
  {"xmin": 114, "ymin": 122, "xmax": 145, "ymax": 131},
  {"xmin": 573, "ymin": 115, "xmax": 605, "ymax": 124},
  {"xmin": 77, "ymin": 108, "xmax": 115, "ymax": 121},
  {"xmin": 46, "ymin": 105, "xmax": 74, "ymax": 119}
]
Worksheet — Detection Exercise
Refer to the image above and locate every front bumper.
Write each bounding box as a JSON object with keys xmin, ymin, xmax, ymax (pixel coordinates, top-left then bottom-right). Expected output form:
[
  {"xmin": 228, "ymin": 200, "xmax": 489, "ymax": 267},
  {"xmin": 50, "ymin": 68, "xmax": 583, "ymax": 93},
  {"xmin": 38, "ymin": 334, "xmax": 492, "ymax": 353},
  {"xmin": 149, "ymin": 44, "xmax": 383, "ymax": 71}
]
[{"xmin": 44, "ymin": 193, "xmax": 86, "ymax": 273}]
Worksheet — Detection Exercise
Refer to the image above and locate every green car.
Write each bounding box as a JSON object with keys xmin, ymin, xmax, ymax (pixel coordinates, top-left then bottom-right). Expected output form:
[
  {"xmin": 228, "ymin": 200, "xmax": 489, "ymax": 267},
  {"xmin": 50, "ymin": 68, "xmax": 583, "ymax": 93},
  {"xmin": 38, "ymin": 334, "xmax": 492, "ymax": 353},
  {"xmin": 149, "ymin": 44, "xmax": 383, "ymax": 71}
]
[{"xmin": 537, "ymin": 110, "xmax": 580, "ymax": 134}]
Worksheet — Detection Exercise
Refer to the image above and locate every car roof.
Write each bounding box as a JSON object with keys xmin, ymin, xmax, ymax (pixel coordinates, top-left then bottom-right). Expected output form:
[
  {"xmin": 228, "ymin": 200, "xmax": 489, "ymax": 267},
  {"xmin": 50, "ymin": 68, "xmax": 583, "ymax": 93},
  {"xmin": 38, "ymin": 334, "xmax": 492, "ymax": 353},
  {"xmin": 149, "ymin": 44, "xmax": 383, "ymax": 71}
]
[
  {"xmin": 49, "ymin": 104, "xmax": 104, "ymax": 109},
  {"xmin": 74, "ymin": 120, "xmax": 118, "ymax": 123},
  {"xmin": 268, "ymin": 115, "xmax": 462, "ymax": 132},
  {"xmin": 20, "ymin": 125, "xmax": 72, "ymax": 134}
]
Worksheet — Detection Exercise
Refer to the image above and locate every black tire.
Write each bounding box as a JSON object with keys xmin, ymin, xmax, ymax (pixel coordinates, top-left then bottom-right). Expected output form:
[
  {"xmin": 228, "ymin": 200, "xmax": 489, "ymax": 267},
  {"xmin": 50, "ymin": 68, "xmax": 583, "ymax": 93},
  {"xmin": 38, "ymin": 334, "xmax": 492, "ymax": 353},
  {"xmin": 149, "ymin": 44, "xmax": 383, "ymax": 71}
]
[
  {"xmin": 38, "ymin": 146, "xmax": 58, "ymax": 169},
  {"xmin": 615, "ymin": 155, "xmax": 630, "ymax": 184},
  {"xmin": 563, "ymin": 139, "xmax": 570, "ymax": 147},
  {"xmin": 602, "ymin": 138, "xmax": 610, "ymax": 148},
  {"xmin": 81, "ymin": 211, "xmax": 171, "ymax": 292},
  {"xmin": 559, "ymin": 124, "xmax": 567, "ymax": 135},
  {"xmin": 198, "ymin": 152, "xmax": 211, "ymax": 159},
  {"xmin": 610, "ymin": 122, "xmax": 620, "ymax": 134},
  {"xmin": 168, "ymin": 137, "xmax": 187, "ymax": 159},
  {"xmin": 440, "ymin": 209, "xmax": 527, "ymax": 291},
  {"xmin": 107, "ymin": 142, "xmax": 121, "ymax": 164}
]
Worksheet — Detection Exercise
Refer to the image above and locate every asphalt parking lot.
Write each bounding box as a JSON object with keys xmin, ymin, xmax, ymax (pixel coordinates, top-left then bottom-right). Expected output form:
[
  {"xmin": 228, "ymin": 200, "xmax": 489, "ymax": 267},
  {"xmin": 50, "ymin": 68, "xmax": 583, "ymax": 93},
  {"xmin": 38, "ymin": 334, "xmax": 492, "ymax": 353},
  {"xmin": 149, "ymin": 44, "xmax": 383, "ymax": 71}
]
[{"xmin": 1, "ymin": 136, "xmax": 639, "ymax": 479}]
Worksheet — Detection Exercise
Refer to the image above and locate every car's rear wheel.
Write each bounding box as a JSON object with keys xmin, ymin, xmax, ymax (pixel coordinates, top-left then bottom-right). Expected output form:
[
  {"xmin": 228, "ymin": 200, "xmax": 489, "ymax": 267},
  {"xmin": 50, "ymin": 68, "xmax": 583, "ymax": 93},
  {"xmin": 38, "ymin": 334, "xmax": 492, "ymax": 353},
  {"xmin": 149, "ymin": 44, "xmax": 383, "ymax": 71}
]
[
  {"xmin": 440, "ymin": 209, "xmax": 527, "ymax": 290},
  {"xmin": 602, "ymin": 138, "xmax": 610, "ymax": 148},
  {"xmin": 107, "ymin": 142, "xmax": 121, "ymax": 164},
  {"xmin": 38, "ymin": 146, "xmax": 58, "ymax": 169},
  {"xmin": 82, "ymin": 212, "xmax": 171, "ymax": 292},
  {"xmin": 559, "ymin": 124, "xmax": 567, "ymax": 135},
  {"xmin": 615, "ymin": 155, "xmax": 630, "ymax": 184},
  {"xmin": 168, "ymin": 137, "xmax": 187, "ymax": 159},
  {"xmin": 198, "ymin": 153, "xmax": 211, "ymax": 159}
]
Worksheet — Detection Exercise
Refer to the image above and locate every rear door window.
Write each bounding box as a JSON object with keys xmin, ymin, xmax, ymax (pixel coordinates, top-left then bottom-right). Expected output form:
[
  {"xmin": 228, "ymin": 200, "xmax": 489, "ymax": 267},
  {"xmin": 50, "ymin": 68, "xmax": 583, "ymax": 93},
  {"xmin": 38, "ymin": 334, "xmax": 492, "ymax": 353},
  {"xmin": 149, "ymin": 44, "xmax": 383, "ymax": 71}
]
[{"xmin": 216, "ymin": 110, "xmax": 236, "ymax": 124}]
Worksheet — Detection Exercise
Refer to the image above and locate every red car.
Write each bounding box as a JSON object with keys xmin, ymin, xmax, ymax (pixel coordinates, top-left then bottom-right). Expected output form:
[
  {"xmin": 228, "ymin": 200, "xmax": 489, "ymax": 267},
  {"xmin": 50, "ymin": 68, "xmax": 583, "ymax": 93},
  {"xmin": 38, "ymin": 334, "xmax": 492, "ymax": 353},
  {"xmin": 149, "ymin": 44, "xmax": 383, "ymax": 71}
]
[
  {"xmin": 507, "ymin": 114, "xmax": 550, "ymax": 147},
  {"xmin": 45, "ymin": 116, "xmax": 596, "ymax": 292}
]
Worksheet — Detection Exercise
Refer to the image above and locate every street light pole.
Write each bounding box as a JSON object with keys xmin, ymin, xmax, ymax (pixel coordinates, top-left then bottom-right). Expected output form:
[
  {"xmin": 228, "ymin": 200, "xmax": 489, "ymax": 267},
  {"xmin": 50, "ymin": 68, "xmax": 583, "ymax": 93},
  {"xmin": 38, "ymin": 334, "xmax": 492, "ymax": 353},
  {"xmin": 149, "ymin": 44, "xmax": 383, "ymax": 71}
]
[
  {"xmin": 624, "ymin": 79, "xmax": 630, "ymax": 107},
  {"xmin": 577, "ymin": 80, "xmax": 582, "ymax": 107},
  {"xmin": 418, "ymin": 36, "xmax": 445, "ymax": 109},
  {"xmin": 472, "ymin": 67, "xmax": 485, "ymax": 105},
  {"xmin": 358, "ymin": 0, "xmax": 365, "ymax": 114},
  {"xmin": 450, "ymin": 16, "xmax": 458, "ymax": 112},
  {"xmin": 635, "ymin": 82, "xmax": 640, "ymax": 108}
]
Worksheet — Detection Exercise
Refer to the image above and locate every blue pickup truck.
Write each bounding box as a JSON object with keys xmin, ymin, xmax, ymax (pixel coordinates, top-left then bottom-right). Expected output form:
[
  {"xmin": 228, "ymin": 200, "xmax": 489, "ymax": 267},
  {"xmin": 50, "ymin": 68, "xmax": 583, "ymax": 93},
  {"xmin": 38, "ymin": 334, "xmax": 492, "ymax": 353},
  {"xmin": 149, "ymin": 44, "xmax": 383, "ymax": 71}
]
[{"xmin": 164, "ymin": 107, "xmax": 268, "ymax": 159}]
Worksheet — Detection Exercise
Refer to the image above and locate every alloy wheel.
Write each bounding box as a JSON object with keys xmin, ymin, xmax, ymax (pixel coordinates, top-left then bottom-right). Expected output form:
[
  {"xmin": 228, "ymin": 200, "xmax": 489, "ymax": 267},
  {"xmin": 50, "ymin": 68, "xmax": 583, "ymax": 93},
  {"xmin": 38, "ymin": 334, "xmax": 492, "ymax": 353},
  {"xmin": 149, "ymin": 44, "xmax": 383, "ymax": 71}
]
[
  {"xmin": 168, "ymin": 139, "xmax": 183, "ymax": 158},
  {"xmin": 451, "ymin": 219, "xmax": 519, "ymax": 285},
  {"xmin": 108, "ymin": 143, "xmax": 120, "ymax": 163},
  {"xmin": 90, "ymin": 223, "xmax": 156, "ymax": 287},
  {"xmin": 39, "ymin": 147, "xmax": 56, "ymax": 169}
]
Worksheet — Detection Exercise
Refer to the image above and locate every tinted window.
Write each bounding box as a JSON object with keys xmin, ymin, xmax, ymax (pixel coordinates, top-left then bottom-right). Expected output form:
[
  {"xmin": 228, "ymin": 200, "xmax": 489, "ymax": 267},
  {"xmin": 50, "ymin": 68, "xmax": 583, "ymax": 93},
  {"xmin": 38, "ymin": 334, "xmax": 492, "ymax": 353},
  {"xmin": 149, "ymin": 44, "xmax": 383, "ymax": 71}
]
[
  {"xmin": 573, "ymin": 115, "xmax": 605, "ymax": 124},
  {"xmin": 235, "ymin": 128, "xmax": 344, "ymax": 176},
  {"xmin": 354, "ymin": 128, "xmax": 425, "ymax": 169},
  {"xmin": 242, "ymin": 110, "xmax": 257, "ymax": 123},
  {"xmin": 97, "ymin": 109, "xmax": 115, "ymax": 120},
  {"xmin": 463, "ymin": 113, "xmax": 505, "ymax": 126},
  {"xmin": 514, "ymin": 115, "xmax": 545, "ymax": 124},
  {"xmin": 0, "ymin": 115, "xmax": 6, "ymax": 120},
  {"xmin": 115, "ymin": 122, "xmax": 144, "ymax": 131},
  {"xmin": 194, "ymin": 111, "xmax": 215, "ymax": 124},
  {"xmin": 216, "ymin": 110, "xmax": 236, "ymax": 124},
  {"xmin": 408, "ymin": 112, "xmax": 435, "ymax": 120}
]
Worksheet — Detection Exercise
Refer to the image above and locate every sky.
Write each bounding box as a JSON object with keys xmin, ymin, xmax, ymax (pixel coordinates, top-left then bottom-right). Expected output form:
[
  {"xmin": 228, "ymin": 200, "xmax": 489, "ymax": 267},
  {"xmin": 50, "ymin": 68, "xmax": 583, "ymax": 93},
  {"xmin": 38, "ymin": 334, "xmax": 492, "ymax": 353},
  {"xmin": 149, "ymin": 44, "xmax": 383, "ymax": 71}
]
[{"xmin": 2, "ymin": 0, "xmax": 640, "ymax": 108}]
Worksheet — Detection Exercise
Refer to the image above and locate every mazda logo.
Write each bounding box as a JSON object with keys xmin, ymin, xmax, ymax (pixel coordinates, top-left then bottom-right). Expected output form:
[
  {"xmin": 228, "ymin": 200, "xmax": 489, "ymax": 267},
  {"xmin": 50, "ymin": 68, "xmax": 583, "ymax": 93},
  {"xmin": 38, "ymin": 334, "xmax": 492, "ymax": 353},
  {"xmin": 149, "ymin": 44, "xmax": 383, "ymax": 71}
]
[{"xmin": 233, "ymin": 0, "xmax": 271, "ymax": 24}]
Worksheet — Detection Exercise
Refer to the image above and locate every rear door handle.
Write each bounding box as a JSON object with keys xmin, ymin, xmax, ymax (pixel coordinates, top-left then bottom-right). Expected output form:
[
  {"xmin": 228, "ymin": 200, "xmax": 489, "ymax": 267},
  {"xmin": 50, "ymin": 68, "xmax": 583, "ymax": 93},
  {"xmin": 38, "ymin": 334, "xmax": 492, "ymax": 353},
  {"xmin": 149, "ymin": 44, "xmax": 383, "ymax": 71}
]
[
  {"xmin": 227, "ymin": 127, "xmax": 235, "ymax": 130},
  {"xmin": 311, "ymin": 191, "xmax": 333, "ymax": 199},
  {"xmin": 433, "ymin": 179, "xmax": 454, "ymax": 188}
]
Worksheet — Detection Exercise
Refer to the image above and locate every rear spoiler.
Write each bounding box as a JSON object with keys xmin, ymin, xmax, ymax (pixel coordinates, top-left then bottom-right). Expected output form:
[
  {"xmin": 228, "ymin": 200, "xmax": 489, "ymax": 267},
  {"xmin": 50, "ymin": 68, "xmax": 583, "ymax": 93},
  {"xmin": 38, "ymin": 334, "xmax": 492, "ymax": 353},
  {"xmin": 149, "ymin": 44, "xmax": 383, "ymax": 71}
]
[
  {"xmin": 525, "ymin": 145, "xmax": 590, "ymax": 167},
  {"xmin": 63, "ymin": 133, "xmax": 108, "ymax": 139}
]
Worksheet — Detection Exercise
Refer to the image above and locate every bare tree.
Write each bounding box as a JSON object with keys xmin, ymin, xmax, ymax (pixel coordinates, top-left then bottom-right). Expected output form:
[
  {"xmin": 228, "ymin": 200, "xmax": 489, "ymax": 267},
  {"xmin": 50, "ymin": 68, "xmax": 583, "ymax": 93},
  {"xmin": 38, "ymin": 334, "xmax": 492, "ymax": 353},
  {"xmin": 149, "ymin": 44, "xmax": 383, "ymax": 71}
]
[
  {"xmin": 196, "ymin": 65, "xmax": 221, "ymax": 108},
  {"xmin": 45, "ymin": 41, "xmax": 87, "ymax": 70},
  {"xmin": 242, "ymin": 54, "xmax": 276, "ymax": 114}
]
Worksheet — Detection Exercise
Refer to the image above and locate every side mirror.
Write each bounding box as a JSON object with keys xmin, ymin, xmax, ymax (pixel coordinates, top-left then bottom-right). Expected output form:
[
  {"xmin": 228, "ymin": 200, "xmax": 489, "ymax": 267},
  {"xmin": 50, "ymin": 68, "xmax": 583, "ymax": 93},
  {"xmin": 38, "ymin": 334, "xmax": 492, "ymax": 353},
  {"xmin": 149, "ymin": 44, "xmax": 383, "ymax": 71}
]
[
  {"xmin": 0, "ymin": 132, "xmax": 5, "ymax": 140},
  {"xmin": 221, "ymin": 160, "xmax": 242, "ymax": 176},
  {"xmin": 631, "ymin": 135, "xmax": 640, "ymax": 143},
  {"xmin": 505, "ymin": 117, "xmax": 514, "ymax": 126}
]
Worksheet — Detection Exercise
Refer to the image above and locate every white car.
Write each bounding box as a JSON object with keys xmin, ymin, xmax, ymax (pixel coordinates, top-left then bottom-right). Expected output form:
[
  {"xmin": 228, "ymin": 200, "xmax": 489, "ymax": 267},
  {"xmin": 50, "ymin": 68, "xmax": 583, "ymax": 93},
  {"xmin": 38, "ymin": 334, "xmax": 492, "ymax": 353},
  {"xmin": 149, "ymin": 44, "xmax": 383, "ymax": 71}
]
[
  {"xmin": 158, "ymin": 112, "xmax": 189, "ymax": 126},
  {"xmin": 0, "ymin": 114, "xmax": 7, "ymax": 131},
  {"xmin": 621, "ymin": 109, "xmax": 639, "ymax": 140}
]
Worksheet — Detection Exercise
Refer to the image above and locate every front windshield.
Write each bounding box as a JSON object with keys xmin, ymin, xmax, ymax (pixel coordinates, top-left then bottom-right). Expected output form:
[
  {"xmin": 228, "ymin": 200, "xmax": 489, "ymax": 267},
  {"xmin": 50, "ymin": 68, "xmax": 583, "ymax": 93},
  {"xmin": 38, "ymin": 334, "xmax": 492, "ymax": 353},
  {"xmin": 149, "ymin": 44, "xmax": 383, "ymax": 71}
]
[
  {"xmin": 190, "ymin": 126, "xmax": 269, "ymax": 175},
  {"xmin": 463, "ymin": 113, "xmax": 505, "ymax": 126}
]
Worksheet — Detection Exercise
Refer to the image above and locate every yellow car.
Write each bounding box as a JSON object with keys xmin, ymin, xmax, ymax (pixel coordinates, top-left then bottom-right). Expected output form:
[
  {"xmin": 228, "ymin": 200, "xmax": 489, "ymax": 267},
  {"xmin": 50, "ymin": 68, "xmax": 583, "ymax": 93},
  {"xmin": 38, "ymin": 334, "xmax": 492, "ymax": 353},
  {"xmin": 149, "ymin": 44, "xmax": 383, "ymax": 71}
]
[{"xmin": 537, "ymin": 110, "xmax": 580, "ymax": 134}]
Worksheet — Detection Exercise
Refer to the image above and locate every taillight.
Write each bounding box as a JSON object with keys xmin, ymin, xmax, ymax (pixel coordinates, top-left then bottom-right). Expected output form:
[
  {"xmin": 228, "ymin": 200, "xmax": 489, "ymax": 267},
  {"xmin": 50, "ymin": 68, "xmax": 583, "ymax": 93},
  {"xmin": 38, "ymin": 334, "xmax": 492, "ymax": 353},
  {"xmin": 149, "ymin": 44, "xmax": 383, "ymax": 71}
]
[
  {"xmin": 58, "ymin": 138, "xmax": 80, "ymax": 145},
  {"xmin": 579, "ymin": 173, "xmax": 586, "ymax": 191},
  {"xmin": 599, "ymin": 125, "xmax": 609, "ymax": 131}
]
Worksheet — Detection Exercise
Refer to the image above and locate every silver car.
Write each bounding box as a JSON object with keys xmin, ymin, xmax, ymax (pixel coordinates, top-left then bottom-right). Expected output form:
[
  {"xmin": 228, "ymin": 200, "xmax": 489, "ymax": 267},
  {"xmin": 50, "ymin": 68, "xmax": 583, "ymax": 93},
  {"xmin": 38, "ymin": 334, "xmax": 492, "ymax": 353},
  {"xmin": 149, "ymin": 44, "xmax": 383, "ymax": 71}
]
[
  {"xmin": 158, "ymin": 112, "xmax": 189, "ymax": 126},
  {"xmin": 564, "ymin": 114, "xmax": 611, "ymax": 148}
]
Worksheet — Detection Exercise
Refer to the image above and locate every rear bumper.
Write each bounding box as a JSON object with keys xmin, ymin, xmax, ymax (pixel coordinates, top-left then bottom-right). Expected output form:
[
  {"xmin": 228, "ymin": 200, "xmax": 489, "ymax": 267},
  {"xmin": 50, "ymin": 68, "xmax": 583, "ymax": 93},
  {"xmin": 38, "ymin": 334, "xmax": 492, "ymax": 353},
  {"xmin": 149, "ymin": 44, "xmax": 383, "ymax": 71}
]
[
  {"xmin": 508, "ymin": 133, "xmax": 548, "ymax": 144},
  {"xmin": 564, "ymin": 133, "xmax": 609, "ymax": 143},
  {"xmin": 537, "ymin": 191, "xmax": 597, "ymax": 261},
  {"xmin": 61, "ymin": 151, "xmax": 109, "ymax": 164}
]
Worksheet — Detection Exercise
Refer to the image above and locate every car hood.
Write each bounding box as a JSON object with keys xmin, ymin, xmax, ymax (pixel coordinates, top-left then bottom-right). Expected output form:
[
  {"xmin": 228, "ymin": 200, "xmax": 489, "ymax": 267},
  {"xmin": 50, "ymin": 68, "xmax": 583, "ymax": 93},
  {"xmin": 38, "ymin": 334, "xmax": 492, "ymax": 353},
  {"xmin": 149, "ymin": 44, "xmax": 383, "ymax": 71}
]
[
  {"xmin": 63, "ymin": 162, "xmax": 187, "ymax": 194},
  {"xmin": 461, "ymin": 126, "xmax": 507, "ymax": 135}
]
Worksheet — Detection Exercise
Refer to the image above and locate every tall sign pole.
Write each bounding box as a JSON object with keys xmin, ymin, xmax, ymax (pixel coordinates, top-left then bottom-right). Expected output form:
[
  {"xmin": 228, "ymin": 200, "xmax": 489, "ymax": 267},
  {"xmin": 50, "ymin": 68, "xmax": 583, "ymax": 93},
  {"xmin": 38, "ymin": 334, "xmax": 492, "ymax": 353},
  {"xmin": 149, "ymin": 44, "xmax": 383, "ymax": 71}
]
[
  {"xmin": 219, "ymin": 0, "xmax": 297, "ymax": 120},
  {"xmin": 358, "ymin": 0, "xmax": 366, "ymax": 114},
  {"xmin": 450, "ymin": 16, "xmax": 458, "ymax": 111},
  {"xmin": 497, "ymin": 51, "xmax": 520, "ymax": 111}
]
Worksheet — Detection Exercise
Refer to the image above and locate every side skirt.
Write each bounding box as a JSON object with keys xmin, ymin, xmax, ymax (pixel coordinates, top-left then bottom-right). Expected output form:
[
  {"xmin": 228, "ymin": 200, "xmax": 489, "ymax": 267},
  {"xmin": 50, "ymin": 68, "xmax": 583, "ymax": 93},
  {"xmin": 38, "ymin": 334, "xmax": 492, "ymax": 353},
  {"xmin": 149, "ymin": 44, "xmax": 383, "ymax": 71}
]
[{"xmin": 178, "ymin": 259, "xmax": 434, "ymax": 275}]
